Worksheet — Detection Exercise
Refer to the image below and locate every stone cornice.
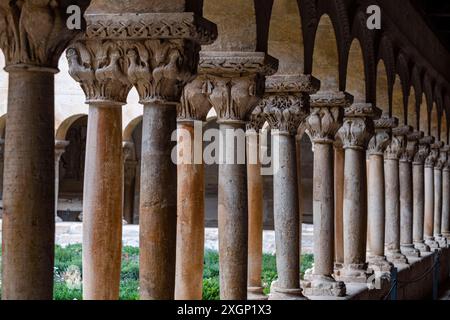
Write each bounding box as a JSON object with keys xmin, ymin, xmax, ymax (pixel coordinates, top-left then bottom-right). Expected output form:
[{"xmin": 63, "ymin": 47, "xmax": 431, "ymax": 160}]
[
  {"xmin": 309, "ymin": 91, "xmax": 354, "ymax": 109},
  {"xmin": 373, "ymin": 115, "xmax": 398, "ymax": 130},
  {"xmin": 265, "ymin": 74, "xmax": 320, "ymax": 95},
  {"xmin": 85, "ymin": 13, "xmax": 218, "ymax": 45},
  {"xmin": 392, "ymin": 125, "xmax": 413, "ymax": 137},
  {"xmin": 199, "ymin": 51, "xmax": 278, "ymax": 77}
]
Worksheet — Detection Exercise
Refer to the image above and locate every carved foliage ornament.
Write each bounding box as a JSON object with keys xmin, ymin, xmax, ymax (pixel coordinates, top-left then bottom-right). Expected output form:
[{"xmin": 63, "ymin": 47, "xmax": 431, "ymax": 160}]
[
  {"xmin": 304, "ymin": 106, "xmax": 343, "ymax": 144},
  {"xmin": 246, "ymin": 104, "xmax": 265, "ymax": 132},
  {"xmin": 0, "ymin": 0, "xmax": 85, "ymax": 68},
  {"xmin": 367, "ymin": 115, "xmax": 398, "ymax": 155},
  {"xmin": 262, "ymin": 93, "xmax": 309, "ymax": 135},
  {"xmin": 414, "ymin": 144, "xmax": 430, "ymax": 165},
  {"xmin": 178, "ymin": 76, "xmax": 212, "ymax": 122}
]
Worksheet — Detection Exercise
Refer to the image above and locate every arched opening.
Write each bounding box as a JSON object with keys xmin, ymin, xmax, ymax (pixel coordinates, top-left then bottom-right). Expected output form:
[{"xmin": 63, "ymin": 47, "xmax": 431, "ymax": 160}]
[
  {"xmin": 312, "ymin": 15, "xmax": 340, "ymax": 91},
  {"xmin": 392, "ymin": 75, "xmax": 405, "ymax": 124},
  {"xmin": 376, "ymin": 60, "xmax": 389, "ymax": 114},
  {"xmin": 419, "ymin": 94, "xmax": 429, "ymax": 135},
  {"xmin": 346, "ymin": 39, "xmax": 366, "ymax": 103},
  {"xmin": 407, "ymin": 87, "xmax": 417, "ymax": 129},
  {"xmin": 431, "ymin": 103, "xmax": 439, "ymax": 139},
  {"xmin": 441, "ymin": 112, "xmax": 448, "ymax": 145}
]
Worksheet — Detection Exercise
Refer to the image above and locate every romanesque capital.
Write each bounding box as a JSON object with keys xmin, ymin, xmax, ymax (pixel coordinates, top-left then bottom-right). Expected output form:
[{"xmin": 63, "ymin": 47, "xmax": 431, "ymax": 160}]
[
  {"xmin": 66, "ymin": 41, "xmax": 132, "ymax": 105},
  {"xmin": 262, "ymin": 93, "xmax": 309, "ymax": 135},
  {"xmin": 0, "ymin": 0, "xmax": 89, "ymax": 70},
  {"xmin": 367, "ymin": 114, "xmax": 398, "ymax": 156},
  {"xmin": 178, "ymin": 76, "xmax": 212, "ymax": 122},
  {"xmin": 246, "ymin": 104, "xmax": 265, "ymax": 132},
  {"xmin": 337, "ymin": 103, "xmax": 380, "ymax": 150},
  {"xmin": 425, "ymin": 140, "xmax": 440, "ymax": 168},
  {"xmin": 400, "ymin": 131, "xmax": 424, "ymax": 163},
  {"xmin": 414, "ymin": 136, "xmax": 434, "ymax": 165},
  {"xmin": 435, "ymin": 143, "xmax": 449, "ymax": 170}
]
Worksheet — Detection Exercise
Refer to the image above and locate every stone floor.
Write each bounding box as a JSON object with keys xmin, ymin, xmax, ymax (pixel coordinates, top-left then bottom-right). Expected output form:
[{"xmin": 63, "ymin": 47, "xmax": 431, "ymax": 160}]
[{"xmin": 0, "ymin": 220, "xmax": 314, "ymax": 254}]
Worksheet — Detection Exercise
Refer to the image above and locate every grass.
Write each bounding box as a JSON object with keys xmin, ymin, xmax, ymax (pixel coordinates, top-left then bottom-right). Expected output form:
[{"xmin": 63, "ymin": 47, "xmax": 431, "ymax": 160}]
[{"xmin": 3, "ymin": 244, "xmax": 314, "ymax": 300}]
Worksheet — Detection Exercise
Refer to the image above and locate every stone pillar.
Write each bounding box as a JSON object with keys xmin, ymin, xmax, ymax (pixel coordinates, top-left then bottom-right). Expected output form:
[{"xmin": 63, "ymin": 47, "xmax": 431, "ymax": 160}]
[
  {"xmin": 0, "ymin": 1, "xmax": 86, "ymax": 300},
  {"xmin": 262, "ymin": 75, "xmax": 316, "ymax": 300},
  {"xmin": 442, "ymin": 151, "xmax": 450, "ymax": 240},
  {"xmin": 55, "ymin": 140, "xmax": 69, "ymax": 222},
  {"xmin": 334, "ymin": 142, "xmax": 345, "ymax": 270},
  {"xmin": 67, "ymin": 39, "xmax": 132, "ymax": 299},
  {"xmin": 302, "ymin": 91, "xmax": 349, "ymax": 297},
  {"xmin": 200, "ymin": 52, "xmax": 276, "ymax": 300},
  {"xmin": 383, "ymin": 126, "xmax": 409, "ymax": 265},
  {"xmin": 336, "ymin": 103, "xmax": 379, "ymax": 283},
  {"xmin": 399, "ymin": 131, "xmax": 423, "ymax": 257},
  {"xmin": 412, "ymin": 137, "xmax": 432, "ymax": 253},
  {"xmin": 434, "ymin": 144, "xmax": 448, "ymax": 247},
  {"xmin": 174, "ymin": 78, "xmax": 213, "ymax": 300},
  {"xmin": 123, "ymin": 142, "xmax": 137, "ymax": 224},
  {"xmin": 0, "ymin": 139, "xmax": 4, "ymax": 200},
  {"xmin": 366, "ymin": 115, "xmax": 397, "ymax": 272},
  {"xmin": 246, "ymin": 106, "xmax": 266, "ymax": 300},
  {"xmin": 424, "ymin": 142, "xmax": 439, "ymax": 249}
]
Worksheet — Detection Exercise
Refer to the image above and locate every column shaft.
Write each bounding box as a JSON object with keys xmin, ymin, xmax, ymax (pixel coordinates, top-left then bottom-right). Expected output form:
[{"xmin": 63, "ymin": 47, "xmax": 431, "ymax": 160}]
[
  {"xmin": 443, "ymin": 168, "xmax": 450, "ymax": 238},
  {"xmin": 413, "ymin": 162, "xmax": 429, "ymax": 251},
  {"xmin": 2, "ymin": 70, "xmax": 55, "ymax": 299},
  {"xmin": 175, "ymin": 122, "xmax": 205, "ymax": 300},
  {"xmin": 368, "ymin": 154, "xmax": 385, "ymax": 257},
  {"xmin": 139, "ymin": 103, "xmax": 177, "ymax": 300},
  {"xmin": 334, "ymin": 146, "xmax": 345, "ymax": 268},
  {"xmin": 434, "ymin": 167, "xmax": 443, "ymax": 237},
  {"xmin": 82, "ymin": 105, "xmax": 123, "ymax": 300},
  {"xmin": 424, "ymin": 166, "xmax": 435, "ymax": 242},
  {"xmin": 399, "ymin": 160, "xmax": 417, "ymax": 255}
]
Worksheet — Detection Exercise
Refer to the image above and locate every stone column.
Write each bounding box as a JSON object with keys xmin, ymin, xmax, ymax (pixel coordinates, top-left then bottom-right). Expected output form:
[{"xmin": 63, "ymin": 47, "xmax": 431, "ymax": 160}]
[
  {"xmin": 424, "ymin": 142, "xmax": 439, "ymax": 249},
  {"xmin": 399, "ymin": 131, "xmax": 422, "ymax": 257},
  {"xmin": 336, "ymin": 103, "xmax": 379, "ymax": 283},
  {"xmin": 201, "ymin": 52, "xmax": 276, "ymax": 300},
  {"xmin": 123, "ymin": 142, "xmax": 137, "ymax": 224},
  {"xmin": 366, "ymin": 115, "xmax": 397, "ymax": 272},
  {"xmin": 302, "ymin": 91, "xmax": 349, "ymax": 297},
  {"xmin": 442, "ymin": 151, "xmax": 450, "ymax": 240},
  {"xmin": 112, "ymin": 16, "xmax": 216, "ymax": 300},
  {"xmin": 434, "ymin": 144, "xmax": 448, "ymax": 247},
  {"xmin": 67, "ymin": 39, "xmax": 132, "ymax": 299},
  {"xmin": 246, "ymin": 106, "xmax": 266, "ymax": 300},
  {"xmin": 383, "ymin": 126, "xmax": 409, "ymax": 265},
  {"xmin": 413, "ymin": 137, "xmax": 433, "ymax": 252},
  {"xmin": 0, "ymin": 139, "xmax": 4, "ymax": 200},
  {"xmin": 334, "ymin": 142, "xmax": 345, "ymax": 271},
  {"xmin": 0, "ymin": 1, "xmax": 86, "ymax": 300},
  {"xmin": 174, "ymin": 78, "xmax": 213, "ymax": 300},
  {"xmin": 55, "ymin": 140, "xmax": 69, "ymax": 222}
]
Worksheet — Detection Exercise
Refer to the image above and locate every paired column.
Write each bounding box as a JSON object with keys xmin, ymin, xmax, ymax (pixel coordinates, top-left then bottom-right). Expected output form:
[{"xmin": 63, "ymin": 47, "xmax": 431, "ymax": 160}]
[
  {"xmin": 383, "ymin": 126, "xmax": 409, "ymax": 265},
  {"xmin": 67, "ymin": 41, "xmax": 132, "ymax": 299},
  {"xmin": 246, "ymin": 106, "xmax": 266, "ymax": 300},
  {"xmin": 174, "ymin": 78, "xmax": 213, "ymax": 300},
  {"xmin": 336, "ymin": 103, "xmax": 379, "ymax": 283},
  {"xmin": 412, "ymin": 137, "xmax": 432, "ymax": 252},
  {"xmin": 55, "ymin": 140, "xmax": 69, "ymax": 222},
  {"xmin": 0, "ymin": 1, "xmax": 85, "ymax": 300},
  {"xmin": 434, "ymin": 144, "xmax": 448, "ymax": 247},
  {"xmin": 200, "ymin": 51, "xmax": 275, "ymax": 300},
  {"xmin": 399, "ymin": 131, "xmax": 422, "ymax": 257},
  {"xmin": 263, "ymin": 90, "xmax": 308, "ymax": 300},
  {"xmin": 424, "ymin": 141, "xmax": 440, "ymax": 249},
  {"xmin": 334, "ymin": 142, "xmax": 345, "ymax": 271},
  {"xmin": 302, "ymin": 91, "xmax": 348, "ymax": 296},
  {"xmin": 442, "ymin": 149, "xmax": 450, "ymax": 240},
  {"xmin": 366, "ymin": 115, "xmax": 397, "ymax": 272}
]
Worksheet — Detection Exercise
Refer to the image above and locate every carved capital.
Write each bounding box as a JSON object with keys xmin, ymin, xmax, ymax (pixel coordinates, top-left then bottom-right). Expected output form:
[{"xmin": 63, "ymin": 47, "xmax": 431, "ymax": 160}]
[
  {"xmin": 392, "ymin": 126, "xmax": 414, "ymax": 163},
  {"xmin": 337, "ymin": 103, "xmax": 379, "ymax": 150},
  {"xmin": 425, "ymin": 145, "xmax": 439, "ymax": 168},
  {"xmin": 0, "ymin": 1, "xmax": 88, "ymax": 70},
  {"xmin": 385, "ymin": 136, "xmax": 402, "ymax": 160},
  {"xmin": 178, "ymin": 76, "xmax": 212, "ymax": 122},
  {"xmin": 367, "ymin": 115, "xmax": 398, "ymax": 155},
  {"xmin": 67, "ymin": 40, "xmax": 132, "ymax": 105},
  {"xmin": 86, "ymin": 13, "xmax": 218, "ymax": 45},
  {"xmin": 126, "ymin": 39, "xmax": 200, "ymax": 104},
  {"xmin": 207, "ymin": 74, "xmax": 264, "ymax": 124},
  {"xmin": 246, "ymin": 104, "xmax": 265, "ymax": 132},
  {"xmin": 265, "ymin": 74, "xmax": 320, "ymax": 95},
  {"xmin": 435, "ymin": 144, "xmax": 449, "ymax": 170},
  {"xmin": 303, "ymin": 106, "xmax": 343, "ymax": 144},
  {"xmin": 199, "ymin": 51, "xmax": 278, "ymax": 76},
  {"xmin": 262, "ymin": 93, "xmax": 309, "ymax": 135},
  {"xmin": 414, "ymin": 135, "xmax": 434, "ymax": 165}
]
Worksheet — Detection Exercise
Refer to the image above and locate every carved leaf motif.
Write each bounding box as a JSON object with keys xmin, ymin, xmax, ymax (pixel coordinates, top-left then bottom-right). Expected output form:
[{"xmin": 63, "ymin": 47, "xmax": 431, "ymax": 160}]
[{"xmin": 304, "ymin": 106, "xmax": 343, "ymax": 144}]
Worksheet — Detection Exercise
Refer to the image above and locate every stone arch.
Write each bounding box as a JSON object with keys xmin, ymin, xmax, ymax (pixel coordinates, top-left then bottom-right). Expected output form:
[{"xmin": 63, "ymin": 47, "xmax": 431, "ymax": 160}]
[
  {"xmin": 441, "ymin": 110, "xmax": 448, "ymax": 145},
  {"xmin": 377, "ymin": 36, "xmax": 396, "ymax": 111},
  {"xmin": 407, "ymin": 86, "xmax": 418, "ymax": 130},
  {"xmin": 346, "ymin": 39, "xmax": 366, "ymax": 103},
  {"xmin": 419, "ymin": 93, "xmax": 429, "ymax": 134},
  {"xmin": 55, "ymin": 114, "xmax": 88, "ymax": 140},
  {"xmin": 123, "ymin": 116, "xmax": 143, "ymax": 142},
  {"xmin": 267, "ymin": 0, "xmax": 303, "ymax": 74},
  {"xmin": 395, "ymin": 53, "xmax": 410, "ymax": 124},
  {"xmin": 311, "ymin": 14, "xmax": 340, "ymax": 91},
  {"xmin": 392, "ymin": 75, "xmax": 405, "ymax": 124},
  {"xmin": 410, "ymin": 66, "xmax": 423, "ymax": 130},
  {"xmin": 376, "ymin": 60, "xmax": 389, "ymax": 114},
  {"xmin": 431, "ymin": 102, "xmax": 439, "ymax": 139},
  {"xmin": 0, "ymin": 113, "xmax": 6, "ymax": 139},
  {"xmin": 203, "ymin": 0, "xmax": 264, "ymax": 52},
  {"xmin": 434, "ymin": 85, "xmax": 444, "ymax": 141}
]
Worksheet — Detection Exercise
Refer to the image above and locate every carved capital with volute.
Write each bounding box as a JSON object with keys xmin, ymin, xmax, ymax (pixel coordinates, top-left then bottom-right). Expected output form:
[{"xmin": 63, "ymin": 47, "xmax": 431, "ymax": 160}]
[{"xmin": 367, "ymin": 114, "xmax": 398, "ymax": 156}]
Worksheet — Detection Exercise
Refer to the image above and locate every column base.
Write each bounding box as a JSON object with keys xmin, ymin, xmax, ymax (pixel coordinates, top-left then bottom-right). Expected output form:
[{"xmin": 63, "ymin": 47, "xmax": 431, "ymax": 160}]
[
  {"xmin": 386, "ymin": 250, "xmax": 409, "ymax": 265},
  {"xmin": 302, "ymin": 275, "xmax": 346, "ymax": 297},
  {"xmin": 425, "ymin": 237, "xmax": 440, "ymax": 249},
  {"xmin": 400, "ymin": 244, "xmax": 421, "ymax": 257},
  {"xmin": 414, "ymin": 241, "xmax": 431, "ymax": 253},
  {"xmin": 335, "ymin": 264, "xmax": 373, "ymax": 284},
  {"xmin": 247, "ymin": 287, "xmax": 268, "ymax": 300},
  {"xmin": 268, "ymin": 281, "xmax": 307, "ymax": 300},
  {"xmin": 367, "ymin": 255, "xmax": 393, "ymax": 273}
]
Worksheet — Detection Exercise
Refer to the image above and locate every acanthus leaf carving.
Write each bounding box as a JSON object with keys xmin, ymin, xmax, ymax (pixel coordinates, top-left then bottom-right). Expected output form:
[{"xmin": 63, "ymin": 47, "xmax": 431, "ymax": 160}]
[
  {"xmin": 367, "ymin": 115, "xmax": 398, "ymax": 155},
  {"xmin": 262, "ymin": 93, "xmax": 309, "ymax": 135},
  {"xmin": 303, "ymin": 106, "xmax": 343, "ymax": 144}
]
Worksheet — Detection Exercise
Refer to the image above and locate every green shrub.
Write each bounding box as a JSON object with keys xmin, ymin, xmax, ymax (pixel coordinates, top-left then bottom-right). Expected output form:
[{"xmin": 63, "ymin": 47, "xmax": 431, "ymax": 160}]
[{"xmin": 202, "ymin": 278, "xmax": 220, "ymax": 300}]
